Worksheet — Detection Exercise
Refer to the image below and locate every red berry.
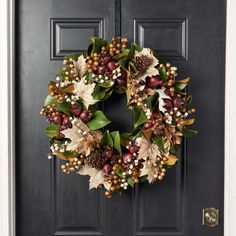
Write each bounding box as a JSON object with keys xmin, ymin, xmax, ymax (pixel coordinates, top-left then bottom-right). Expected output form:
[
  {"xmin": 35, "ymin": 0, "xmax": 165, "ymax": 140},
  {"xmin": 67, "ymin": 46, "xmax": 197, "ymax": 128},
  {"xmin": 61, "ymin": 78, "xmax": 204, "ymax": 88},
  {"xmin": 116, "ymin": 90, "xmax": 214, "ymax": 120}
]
[
  {"xmin": 62, "ymin": 117, "xmax": 72, "ymax": 128},
  {"xmin": 123, "ymin": 153, "xmax": 132, "ymax": 164},
  {"xmin": 79, "ymin": 110, "xmax": 93, "ymax": 122},
  {"xmin": 164, "ymin": 99, "xmax": 173, "ymax": 110},
  {"xmin": 71, "ymin": 105, "xmax": 82, "ymax": 116},
  {"xmin": 103, "ymin": 163, "xmax": 112, "ymax": 174},
  {"xmin": 148, "ymin": 76, "xmax": 163, "ymax": 89},
  {"xmin": 129, "ymin": 145, "xmax": 140, "ymax": 153},
  {"xmin": 107, "ymin": 61, "xmax": 117, "ymax": 71},
  {"xmin": 53, "ymin": 115, "xmax": 63, "ymax": 125},
  {"xmin": 105, "ymin": 149, "xmax": 114, "ymax": 159},
  {"xmin": 173, "ymin": 97, "xmax": 182, "ymax": 107},
  {"xmin": 97, "ymin": 65, "xmax": 108, "ymax": 75},
  {"xmin": 100, "ymin": 54, "xmax": 111, "ymax": 65}
]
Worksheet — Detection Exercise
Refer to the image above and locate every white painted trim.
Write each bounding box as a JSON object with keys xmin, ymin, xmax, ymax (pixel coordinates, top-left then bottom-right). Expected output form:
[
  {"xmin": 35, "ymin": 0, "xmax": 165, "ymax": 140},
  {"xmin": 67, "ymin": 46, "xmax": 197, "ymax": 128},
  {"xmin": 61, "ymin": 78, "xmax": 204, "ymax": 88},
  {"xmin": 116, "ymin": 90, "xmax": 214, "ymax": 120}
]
[
  {"xmin": 224, "ymin": 0, "xmax": 236, "ymax": 235},
  {"xmin": 0, "ymin": 0, "xmax": 15, "ymax": 235},
  {"xmin": 0, "ymin": 0, "xmax": 235, "ymax": 235}
]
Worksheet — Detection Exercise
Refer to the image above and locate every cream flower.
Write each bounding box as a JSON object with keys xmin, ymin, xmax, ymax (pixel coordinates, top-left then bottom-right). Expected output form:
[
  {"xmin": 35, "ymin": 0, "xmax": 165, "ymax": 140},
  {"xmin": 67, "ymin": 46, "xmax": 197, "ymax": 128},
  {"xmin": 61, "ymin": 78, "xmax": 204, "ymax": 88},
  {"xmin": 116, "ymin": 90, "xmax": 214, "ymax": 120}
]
[
  {"xmin": 72, "ymin": 54, "xmax": 87, "ymax": 78},
  {"xmin": 136, "ymin": 136, "xmax": 161, "ymax": 163},
  {"xmin": 73, "ymin": 77, "xmax": 98, "ymax": 108},
  {"xmin": 61, "ymin": 118, "xmax": 102, "ymax": 156},
  {"xmin": 133, "ymin": 48, "xmax": 159, "ymax": 81}
]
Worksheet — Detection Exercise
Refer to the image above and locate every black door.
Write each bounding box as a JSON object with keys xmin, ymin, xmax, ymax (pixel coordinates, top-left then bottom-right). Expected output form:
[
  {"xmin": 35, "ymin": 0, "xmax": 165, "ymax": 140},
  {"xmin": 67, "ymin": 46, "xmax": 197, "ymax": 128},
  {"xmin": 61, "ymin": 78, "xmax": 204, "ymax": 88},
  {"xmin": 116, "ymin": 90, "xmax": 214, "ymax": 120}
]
[{"xmin": 16, "ymin": 1, "xmax": 226, "ymax": 236}]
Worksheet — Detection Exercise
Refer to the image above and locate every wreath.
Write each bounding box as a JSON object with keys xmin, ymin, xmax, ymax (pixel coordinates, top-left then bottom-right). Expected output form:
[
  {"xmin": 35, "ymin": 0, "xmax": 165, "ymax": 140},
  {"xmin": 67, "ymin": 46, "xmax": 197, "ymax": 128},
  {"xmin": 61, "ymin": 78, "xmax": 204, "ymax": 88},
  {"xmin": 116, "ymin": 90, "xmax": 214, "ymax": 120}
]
[{"xmin": 40, "ymin": 37, "xmax": 197, "ymax": 198}]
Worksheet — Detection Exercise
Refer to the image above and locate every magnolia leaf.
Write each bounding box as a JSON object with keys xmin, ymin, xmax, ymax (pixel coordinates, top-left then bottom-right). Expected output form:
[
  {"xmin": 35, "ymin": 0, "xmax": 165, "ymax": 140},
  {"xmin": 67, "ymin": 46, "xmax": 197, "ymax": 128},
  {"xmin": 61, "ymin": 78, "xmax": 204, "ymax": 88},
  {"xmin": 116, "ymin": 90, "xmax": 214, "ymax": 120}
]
[
  {"xmin": 186, "ymin": 96, "xmax": 192, "ymax": 106},
  {"xmin": 175, "ymin": 82, "xmax": 188, "ymax": 91},
  {"xmin": 100, "ymin": 130, "xmax": 114, "ymax": 147},
  {"xmin": 54, "ymin": 151, "xmax": 77, "ymax": 161},
  {"xmin": 152, "ymin": 135, "xmax": 166, "ymax": 153},
  {"xmin": 139, "ymin": 175, "xmax": 147, "ymax": 182},
  {"xmin": 176, "ymin": 77, "xmax": 190, "ymax": 84},
  {"xmin": 111, "ymin": 131, "xmax": 122, "ymax": 154},
  {"xmin": 184, "ymin": 118, "xmax": 195, "ymax": 126},
  {"xmin": 142, "ymin": 128, "xmax": 153, "ymax": 141},
  {"xmin": 98, "ymin": 81, "xmax": 115, "ymax": 88},
  {"xmin": 145, "ymin": 93, "xmax": 158, "ymax": 108},
  {"xmin": 63, "ymin": 84, "xmax": 75, "ymax": 93},
  {"xmin": 133, "ymin": 106, "xmax": 148, "ymax": 128},
  {"xmin": 156, "ymin": 89, "xmax": 171, "ymax": 113},
  {"xmin": 44, "ymin": 95, "xmax": 57, "ymax": 106},
  {"xmin": 56, "ymin": 100, "xmax": 72, "ymax": 116},
  {"xmin": 166, "ymin": 154, "xmax": 178, "ymax": 166},
  {"xmin": 120, "ymin": 132, "xmax": 132, "ymax": 147},
  {"xmin": 87, "ymin": 111, "xmax": 111, "ymax": 130},
  {"xmin": 115, "ymin": 166, "xmax": 125, "ymax": 178},
  {"xmin": 45, "ymin": 124, "xmax": 59, "ymax": 138},
  {"xmin": 182, "ymin": 129, "xmax": 198, "ymax": 137},
  {"xmin": 78, "ymin": 166, "xmax": 111, "ymax": 190},
  {"xmin": 159, "ymin": 66, "xmax": 167, "ymax": 80},
  {"xmin": 127, "ymin": 177, "xmax": 134, "ymax": 188}
]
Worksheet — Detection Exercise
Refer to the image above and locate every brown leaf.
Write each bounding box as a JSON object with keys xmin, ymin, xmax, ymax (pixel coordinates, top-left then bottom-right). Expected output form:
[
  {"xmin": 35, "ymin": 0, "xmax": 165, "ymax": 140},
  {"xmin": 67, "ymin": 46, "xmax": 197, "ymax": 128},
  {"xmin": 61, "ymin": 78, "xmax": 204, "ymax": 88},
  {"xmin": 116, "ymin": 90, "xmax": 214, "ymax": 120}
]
[
  {"xmin": 54, "ymin": 151, "xmax": 74, "ymax": 161},
  {"xmin": 184, "ymin": 118, "xmax": 195, "ymax": 126},
  {"xmin": 63, "ymin": 84, "xmax": 75, "ymax": 94},
  {"xmin": 142, "ymin": 128, "xmax": 153, "ymax": 141},
  {"xmin": 166, "ymin": 154, "xmax": 178, "ymax": 166}
]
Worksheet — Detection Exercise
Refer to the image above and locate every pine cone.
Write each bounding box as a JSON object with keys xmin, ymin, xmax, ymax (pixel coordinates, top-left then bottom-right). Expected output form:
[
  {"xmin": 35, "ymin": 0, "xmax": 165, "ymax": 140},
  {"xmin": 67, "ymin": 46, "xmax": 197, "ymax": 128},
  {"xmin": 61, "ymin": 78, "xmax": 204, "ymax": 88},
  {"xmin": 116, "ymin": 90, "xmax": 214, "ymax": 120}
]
[
  {"xmin": 85, "ymin": 148, "xmax": 107, "ymax": 169},
  {"xmin": 133, "ymin": 55, "xmax": 152, "ymax": 75}
]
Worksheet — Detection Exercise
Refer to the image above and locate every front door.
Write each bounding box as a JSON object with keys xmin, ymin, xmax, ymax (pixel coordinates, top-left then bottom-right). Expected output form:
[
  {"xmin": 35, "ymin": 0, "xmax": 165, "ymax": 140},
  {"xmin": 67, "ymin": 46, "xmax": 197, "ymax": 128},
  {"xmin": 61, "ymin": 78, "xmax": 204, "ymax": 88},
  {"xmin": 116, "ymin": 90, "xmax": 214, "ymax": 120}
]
[{"xmin": 16, "ymin": 0, "xmax": 226, "ymax": 236}]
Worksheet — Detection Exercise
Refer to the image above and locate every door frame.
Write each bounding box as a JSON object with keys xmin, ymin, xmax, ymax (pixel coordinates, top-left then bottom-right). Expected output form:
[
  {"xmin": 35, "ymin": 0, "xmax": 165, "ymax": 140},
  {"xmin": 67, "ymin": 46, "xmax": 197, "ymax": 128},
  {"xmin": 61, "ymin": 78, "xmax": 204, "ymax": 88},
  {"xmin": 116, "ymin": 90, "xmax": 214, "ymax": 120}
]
[{"xmin": 0, "ymin": 0, "xmax": 235, "ymax": 235}]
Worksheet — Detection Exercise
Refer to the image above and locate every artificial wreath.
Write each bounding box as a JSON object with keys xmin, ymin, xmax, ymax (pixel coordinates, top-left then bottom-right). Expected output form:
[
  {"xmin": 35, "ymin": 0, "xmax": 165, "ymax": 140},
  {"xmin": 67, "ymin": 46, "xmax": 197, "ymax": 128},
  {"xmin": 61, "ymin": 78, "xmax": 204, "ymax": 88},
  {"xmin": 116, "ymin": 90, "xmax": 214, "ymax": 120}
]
[{"xmin": 40, "ymin": 37, "xmax": 197, "ymax": 198}]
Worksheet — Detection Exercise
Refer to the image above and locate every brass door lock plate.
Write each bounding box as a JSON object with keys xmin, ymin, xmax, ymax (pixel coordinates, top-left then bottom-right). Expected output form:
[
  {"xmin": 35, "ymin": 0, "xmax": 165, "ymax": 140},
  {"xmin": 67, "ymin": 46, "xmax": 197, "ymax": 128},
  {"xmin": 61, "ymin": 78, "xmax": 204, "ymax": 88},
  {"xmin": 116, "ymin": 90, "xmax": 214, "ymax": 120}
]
[{"xmin": 202, "ymin": 208, "xmax": 219, "ymax": 227}]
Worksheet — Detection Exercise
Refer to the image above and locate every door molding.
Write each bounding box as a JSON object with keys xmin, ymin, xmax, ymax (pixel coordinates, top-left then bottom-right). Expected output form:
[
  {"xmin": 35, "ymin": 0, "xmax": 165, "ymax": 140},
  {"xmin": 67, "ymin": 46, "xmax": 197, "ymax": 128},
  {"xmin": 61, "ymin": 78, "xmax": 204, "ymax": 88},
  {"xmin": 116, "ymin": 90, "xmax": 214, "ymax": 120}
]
[{"xmin": 0, "ymin": 0, "xmax": 235, "ymax": 235}]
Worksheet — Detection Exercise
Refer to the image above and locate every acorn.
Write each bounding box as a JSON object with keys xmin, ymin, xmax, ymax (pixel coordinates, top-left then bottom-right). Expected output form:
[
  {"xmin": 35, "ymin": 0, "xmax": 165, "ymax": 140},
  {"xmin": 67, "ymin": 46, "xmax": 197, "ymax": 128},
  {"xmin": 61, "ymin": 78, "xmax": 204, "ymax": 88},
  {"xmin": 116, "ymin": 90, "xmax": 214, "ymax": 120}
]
[
  {"xmin": 107, "ymin": 61, "xmax": 117, "ymax": 71},
  {"xmin": 123, "ymin": 153, "xmax": 132, "ymax": 164},
  {"xmin": 53, "ymin": 115, "xmax": 63, "ymax": 125},
  {"xmin": 71, "ymin": 104, "xmax": 82, "ymax": 116},
  {"xmin": 148, "ymin": 76, "xmax": 163, "ymax": 89},
  {"xmin": 103, "ymin": 163, "xmax": 112, "ymax": 174},
  {"xmin": 79, "ymin": 110, "xmax": 93, "ymax": 122}
]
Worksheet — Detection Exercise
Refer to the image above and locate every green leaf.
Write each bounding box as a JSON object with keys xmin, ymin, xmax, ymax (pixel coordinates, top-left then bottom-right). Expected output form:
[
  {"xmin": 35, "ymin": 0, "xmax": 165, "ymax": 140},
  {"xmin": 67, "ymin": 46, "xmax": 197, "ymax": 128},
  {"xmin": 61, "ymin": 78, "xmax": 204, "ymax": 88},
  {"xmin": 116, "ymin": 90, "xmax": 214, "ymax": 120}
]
[
  {"xmin": 87, "ymin": 110, "xmax": 111, "ymax": 130},
  {"xmin": 145, "ymin": 93, "xmax": 158, "ymax": 109},
  {"xmin": 98, "ymin": 81, "xmax": 115, "ymax": 88},
  {"xmin": 182, "ymin": 129, "xmax": 198, "ymax": 137},
  {"xmin": 45, "ymin": 124, "xmax": 59, "ymax": 138},
  {"xmin": 186, "ymin": 95, "xmax": 192, "ymax": 107},
  {"xmin": 118, "ymin": 57, "xmax": 128, "ymax": 69},
  {"xmin": 63, "ymin": 151, "xmax": 78, "ymax": 158},
  {"xmin": 92, "ymin": 85, "xmax": 108, "ymax": 100},
  {"xmin": 115, "ymin": 166, "xmax": 125, "ymax": 178},
  {"xmin": 56, "ymin": 101, "xmax": 72, "ymax": 116},
  {"xmin": 133, "ymin": 106, "xmax": 148, "ymax": 129},
  {"xmin": 57, "ymin": 70, "xmax": 67, "ymax": 79},
  {"xmin": 44, "ymin": 95, "xmax": 57, "ymax": 107},
  {"xmin": 111, "ymin": 131, "xmax": 122, "ymax": 154},
  {"xmin": 152, "ymin": 135, "xmax": 166, "ymax": 153},
  {"xmin": 64, "ymin": 54, "xmax": 80, "ymax": 60},
  {"xmin": 139, "ymin": 175, "xmax": 147, "ymax": 182},
  {"xmin": 100, "ymin": 130, "xmax": 113, "ymax": 147},
  {"xmin": 90, "ymin": 37, "xmax": 108, "ymax": 55},
  {"xmin": 159, "ymin": 66, "xmax": 167, "ymax": 80},
  {"xmin": 102, "ymin": 88, "xmax": 113, "ymax": 101},
  {"xmin": 175, "ymin": 82, "xmax": 188, "ymax": 91},
  {"xmin": 169, "ymin": 144, "xmax": 181, "ymax": 153},
  {"xmin": 127, "ymin": 177, "xmax": 134, "ymax": 188}
]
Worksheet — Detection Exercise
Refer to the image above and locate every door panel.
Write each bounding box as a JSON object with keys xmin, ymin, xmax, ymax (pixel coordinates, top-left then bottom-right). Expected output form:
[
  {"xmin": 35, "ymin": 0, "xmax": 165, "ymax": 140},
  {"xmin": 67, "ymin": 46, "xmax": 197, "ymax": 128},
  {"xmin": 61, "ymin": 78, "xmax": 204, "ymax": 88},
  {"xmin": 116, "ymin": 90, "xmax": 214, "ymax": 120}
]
[
  {"xmin": 16, "ymin": 0, "xmax": 226, "ymax": 236},
  {"xmin": 121, "ymin": 1, "xmax": 225, "ymax": 236}
]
